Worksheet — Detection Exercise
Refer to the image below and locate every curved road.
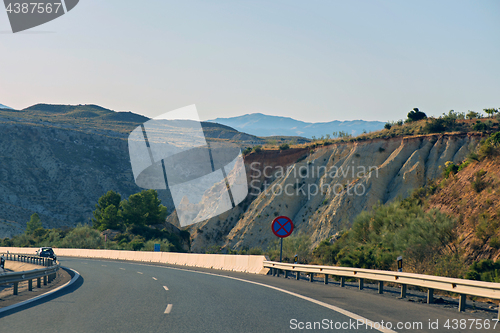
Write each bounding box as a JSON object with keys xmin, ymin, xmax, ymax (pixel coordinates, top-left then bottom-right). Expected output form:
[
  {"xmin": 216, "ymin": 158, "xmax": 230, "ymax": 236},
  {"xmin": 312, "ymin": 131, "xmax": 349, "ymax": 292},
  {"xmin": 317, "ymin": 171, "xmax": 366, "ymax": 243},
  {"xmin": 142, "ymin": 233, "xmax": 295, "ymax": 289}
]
[{"xmin": 0, "ymin": 258, "xmax": 496, "ymax": 332}]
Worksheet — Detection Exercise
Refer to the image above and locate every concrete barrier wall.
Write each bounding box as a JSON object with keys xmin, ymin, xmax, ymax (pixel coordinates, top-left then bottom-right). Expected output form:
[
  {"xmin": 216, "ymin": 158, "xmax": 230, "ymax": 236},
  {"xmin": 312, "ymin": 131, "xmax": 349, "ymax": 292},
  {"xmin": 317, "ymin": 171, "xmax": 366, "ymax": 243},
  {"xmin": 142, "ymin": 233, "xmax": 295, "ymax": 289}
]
[{"xmin": 0, "ymin": 247, "xmax": 269, "ymax": 274}]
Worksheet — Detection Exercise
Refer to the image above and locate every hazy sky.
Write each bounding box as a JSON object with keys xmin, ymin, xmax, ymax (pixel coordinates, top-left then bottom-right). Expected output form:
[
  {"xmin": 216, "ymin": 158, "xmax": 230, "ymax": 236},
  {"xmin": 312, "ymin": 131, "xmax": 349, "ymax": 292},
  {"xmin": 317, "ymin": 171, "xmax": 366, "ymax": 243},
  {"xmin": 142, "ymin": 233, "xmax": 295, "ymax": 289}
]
[{"xmin": 1, "ymin": 0, "xmax": 498, "ymax": 122}]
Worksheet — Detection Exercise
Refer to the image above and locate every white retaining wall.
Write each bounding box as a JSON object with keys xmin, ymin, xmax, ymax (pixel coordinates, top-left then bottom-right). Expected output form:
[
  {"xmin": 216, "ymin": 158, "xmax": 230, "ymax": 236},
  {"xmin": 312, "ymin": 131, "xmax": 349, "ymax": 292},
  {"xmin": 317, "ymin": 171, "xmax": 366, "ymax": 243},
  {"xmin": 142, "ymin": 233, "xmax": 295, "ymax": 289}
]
[{"xmin": 0, "ymin": 247, "xmax": 269, "ymax": 274}]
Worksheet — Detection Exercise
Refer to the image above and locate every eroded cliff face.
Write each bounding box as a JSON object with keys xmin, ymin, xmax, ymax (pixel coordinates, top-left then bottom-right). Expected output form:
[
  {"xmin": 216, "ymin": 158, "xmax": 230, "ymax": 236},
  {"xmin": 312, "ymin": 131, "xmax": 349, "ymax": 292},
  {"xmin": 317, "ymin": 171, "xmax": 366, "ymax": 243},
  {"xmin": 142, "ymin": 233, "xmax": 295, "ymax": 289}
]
[{"xmin": 189, "ymin": 133, "xmax": 483, "ymax": 252}]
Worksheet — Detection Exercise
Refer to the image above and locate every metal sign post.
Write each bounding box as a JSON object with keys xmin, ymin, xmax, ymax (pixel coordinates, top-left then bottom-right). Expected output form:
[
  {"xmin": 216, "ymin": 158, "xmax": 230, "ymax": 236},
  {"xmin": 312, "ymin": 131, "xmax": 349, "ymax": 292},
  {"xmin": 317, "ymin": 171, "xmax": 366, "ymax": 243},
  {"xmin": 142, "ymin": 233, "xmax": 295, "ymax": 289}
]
[{"xmin": 280, "ymin": 238, "xmax": 283, "ymax": 263}]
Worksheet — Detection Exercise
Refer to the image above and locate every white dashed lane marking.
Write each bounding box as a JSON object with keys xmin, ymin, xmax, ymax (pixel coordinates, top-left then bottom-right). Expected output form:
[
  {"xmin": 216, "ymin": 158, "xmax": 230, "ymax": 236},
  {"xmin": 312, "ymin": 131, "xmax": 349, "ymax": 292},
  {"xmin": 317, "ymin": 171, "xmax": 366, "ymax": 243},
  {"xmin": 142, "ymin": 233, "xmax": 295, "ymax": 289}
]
[
  {"xmin": 137, "ymin": 272, "xmax": 143, "ymax": 274},
  {"xmin": 163, "ymin": 286, "xmax": 168, "ymax": 291},
  {"xmin": 164, "ymin": 304, "xmax": 173, "ymax": 314},
  {"xmin": 120, "ymin": 268, "xmax": 125, "ymax": 270},
  {"xmin": 152, "ymin": 277, "xmax": 157, "ymax": 280}
]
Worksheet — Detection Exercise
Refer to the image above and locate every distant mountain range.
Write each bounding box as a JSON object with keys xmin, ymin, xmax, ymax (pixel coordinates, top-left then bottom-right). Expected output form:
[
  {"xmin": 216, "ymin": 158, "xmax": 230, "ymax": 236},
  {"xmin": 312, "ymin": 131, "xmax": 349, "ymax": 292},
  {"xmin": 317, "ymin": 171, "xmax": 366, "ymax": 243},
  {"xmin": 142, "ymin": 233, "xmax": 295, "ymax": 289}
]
[
  {"xmin": 208, "ymin": 113, "xmax": 385, "ymax": 138},
  {"xmin": 0, "ymin": 103, "xmax": 13, "ymax": 109}
]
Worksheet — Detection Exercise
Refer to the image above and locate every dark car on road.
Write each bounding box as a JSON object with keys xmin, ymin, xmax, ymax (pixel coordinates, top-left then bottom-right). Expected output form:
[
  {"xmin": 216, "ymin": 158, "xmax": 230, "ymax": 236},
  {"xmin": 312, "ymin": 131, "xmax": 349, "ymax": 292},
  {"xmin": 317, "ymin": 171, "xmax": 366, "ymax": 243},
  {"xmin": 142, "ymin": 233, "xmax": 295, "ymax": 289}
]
[{"xmin": 36, "ymin": 247, "xmax": 57, "ymax": 261}]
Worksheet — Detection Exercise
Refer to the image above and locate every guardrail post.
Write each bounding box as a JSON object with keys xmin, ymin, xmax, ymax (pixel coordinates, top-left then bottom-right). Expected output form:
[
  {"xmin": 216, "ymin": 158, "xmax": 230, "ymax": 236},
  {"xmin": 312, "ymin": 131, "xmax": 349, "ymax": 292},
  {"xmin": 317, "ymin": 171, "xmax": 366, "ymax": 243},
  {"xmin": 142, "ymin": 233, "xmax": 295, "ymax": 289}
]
[
  {"xmin": 284, "ymin": 270, "xmax": 288, "ymax": 279},
  {"xmin": 498, "ymin": 304, "xmax": 500, "ymax": 321},
  {"xmin": 277, "ymin": 269, "xmax": 280, "ymax": 277},
  {"xmin": 44, "ymin": 275, "xmax": 47, "ymax": 285},
  {"xmin": 378, "ymin": 281, "xmax": 384, "ymax": 294},
  {"xmin": 427, "ymin": 288, "xmax": 434, "ymax": 304},
  {"xmin": 37, "ymin": 277, "xmax": 41, "ymax": 288},
  {"xmin": 324, "ymin": 274, "xmax": 328, "ymax": 285},
  {"xmin": 359, "ymin": 278, "xmax": 364, "ymax": 290},
  {"xmin": 340, "ymin": 276, "xmax": 345, "ymax": 287},
  {"xmin": 458, "ymin": 294, "xmax": 466, "ymax": 312},
  {"xmin": 272, "ymin": 268, "xmax": 276, "ymax": 276},
  {"xmin": 28, "ymin": 279, "xmax": 33, "ymax": 291},
  {"xmin": 400, "ymin": 284, "xmax": 407, "ymax": 298},
  {"xmin": 309, "ymin": 273, "xmax": 314, "ymax": 282},
  {"xmin": 296, "ymin": 271, "xmax": 300, "ymax": 280},
  {"xmin": 13, "ymin": 282, "xmax": 18, "ymax": 295}
]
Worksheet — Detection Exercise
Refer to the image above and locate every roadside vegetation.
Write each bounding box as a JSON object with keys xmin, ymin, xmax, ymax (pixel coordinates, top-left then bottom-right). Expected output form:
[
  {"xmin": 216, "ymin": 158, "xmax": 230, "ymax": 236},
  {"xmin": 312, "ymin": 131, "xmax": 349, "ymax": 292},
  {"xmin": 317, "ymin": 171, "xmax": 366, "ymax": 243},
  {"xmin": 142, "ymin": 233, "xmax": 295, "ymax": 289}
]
[
  {"xmin": 309, "ymin": 130, "xmax": 500, "ymax": 281},
  {"xmin": 0, "ymin": 190, "xmax": 190, "ymax": 252}
]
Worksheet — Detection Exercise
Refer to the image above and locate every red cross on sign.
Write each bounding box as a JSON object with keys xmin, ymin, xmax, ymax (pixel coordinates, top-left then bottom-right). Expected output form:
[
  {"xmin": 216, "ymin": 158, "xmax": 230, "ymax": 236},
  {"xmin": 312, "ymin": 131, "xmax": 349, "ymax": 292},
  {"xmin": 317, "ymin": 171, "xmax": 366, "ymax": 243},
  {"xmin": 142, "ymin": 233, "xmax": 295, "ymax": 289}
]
[{"xmin": 271, "ymin": 216, "xmax": 294, "ymax": 238}]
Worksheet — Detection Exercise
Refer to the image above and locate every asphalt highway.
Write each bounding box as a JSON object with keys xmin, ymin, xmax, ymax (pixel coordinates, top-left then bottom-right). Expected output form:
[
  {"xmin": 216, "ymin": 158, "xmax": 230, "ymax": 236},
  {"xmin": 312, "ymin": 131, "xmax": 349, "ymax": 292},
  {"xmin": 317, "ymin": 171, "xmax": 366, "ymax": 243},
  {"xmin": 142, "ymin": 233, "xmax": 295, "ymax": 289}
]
[{"xmin": 1, "ymin": 258, "xmax": 498, "ymax": 333}]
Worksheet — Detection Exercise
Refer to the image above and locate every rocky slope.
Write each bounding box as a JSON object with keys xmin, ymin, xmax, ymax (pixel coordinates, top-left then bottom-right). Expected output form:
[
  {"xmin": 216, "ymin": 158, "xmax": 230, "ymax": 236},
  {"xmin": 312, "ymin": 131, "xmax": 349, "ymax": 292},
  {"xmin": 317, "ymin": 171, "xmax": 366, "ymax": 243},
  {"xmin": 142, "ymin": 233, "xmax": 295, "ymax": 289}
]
[
  {"xmin": 188, "ymin": 133, "xmax": 484, "ymax": 252},
  {"xmin": 427, "ymin": 156, "xmax": 500, "ymax": 263},
  {"xmin": 0, "ymin": 104, "xmax": 264, "ymax": 238},
  {"xmin": 0, "ymin": 119, "xmax": 145, "ymax": 237}
]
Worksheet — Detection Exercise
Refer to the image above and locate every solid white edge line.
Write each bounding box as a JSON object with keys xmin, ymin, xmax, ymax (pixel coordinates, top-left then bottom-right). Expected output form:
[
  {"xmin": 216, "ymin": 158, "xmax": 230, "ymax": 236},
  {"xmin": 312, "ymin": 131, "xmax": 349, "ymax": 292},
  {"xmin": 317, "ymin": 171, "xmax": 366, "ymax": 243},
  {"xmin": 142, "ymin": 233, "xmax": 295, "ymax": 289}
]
[
  {"xmin": 163, "ymin": 267, "xmax": 397, "ymax": 333},
  {"xmin": 164, "ymin": 304, "xmax": 173, "ymax": 314},
  {"xmin": 68, "ymin": 258, "xmax": 396, "ymax": 333},
  {"xmin": 163, "ymin": 286, "xmax": 168, "ymax": 291},
  {"xmin": 0, "ymin": 267, "xmax": 80, "ymax": 314}
]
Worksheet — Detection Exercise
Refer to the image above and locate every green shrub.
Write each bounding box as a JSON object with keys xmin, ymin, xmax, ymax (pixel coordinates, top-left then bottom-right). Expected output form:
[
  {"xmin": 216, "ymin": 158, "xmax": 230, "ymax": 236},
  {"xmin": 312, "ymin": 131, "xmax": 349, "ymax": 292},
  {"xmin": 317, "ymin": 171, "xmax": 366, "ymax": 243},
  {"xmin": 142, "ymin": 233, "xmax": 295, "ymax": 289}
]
[
  {"xmin": 466, "ymin": 111, "xmax": 481, "ymax": 119},
  {"xmin": 279, "ymin": 143, "xmax": 290, "ymax": 151},
  {"xmin": 471, "ymin": 170, "xmax": 487, "ymax": 193},
  {"xmin": 141, "ymin": 239, "xmax": 175, "ymax": 252},
  {"xmin": 489, "ymin": 237, "xmax": 500, "ymax": 249},
  {"xmin": 457, "ymin": 160, "xmax": 470, "ymax": 172},
  {"xmin": 443, "ymin": 161, "xmax": 459, "ymax": 178},
  {"xmin": 312, "ymin": 200, "xmax": 457, "ymax": 273},
  {"xmin": 266, "ymin": 234, "xmax": 312, "ymax": 263},
  {"xmin": 59, "ymin": 224, "xmax": 104, "ymax": 249},
  {"xmin": 253, "ymin": 145, "xmax": 262, "ymax": 153},
  {"xmin": 465, "ymin": 259, "xmax": 500, "ymax": 282},
  {"xmin": 473, "ymin": 120, "xmax": 489, "ymax": 132},
  {"xmin": 424, "ymin": 118, "xmax": 446, "ymax": 133},
  {"xmin": 384, "ymin": 123, "xmax": 392, "ymax": 130},
  {"xmin": 407, "ymin": 108, "xmax": 427, "ymax": 122}
]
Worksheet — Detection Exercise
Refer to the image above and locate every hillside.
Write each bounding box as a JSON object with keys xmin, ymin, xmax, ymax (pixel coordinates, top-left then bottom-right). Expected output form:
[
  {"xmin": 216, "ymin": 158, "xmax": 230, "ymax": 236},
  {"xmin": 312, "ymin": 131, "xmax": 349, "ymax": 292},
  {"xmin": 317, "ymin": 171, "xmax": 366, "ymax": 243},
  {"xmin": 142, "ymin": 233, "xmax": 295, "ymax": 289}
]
[
  {"xmin": 0, "ymin": 104, "xmax": 13, "ymax": 109},
  {"xmin": 0, "ymin": 104, "xmax": 265, "ymax": 237},
  {"xmin": 208, "ymin": 113, "xmax": 385, "ymax": 138},
  {"xmin": 181, "ymin": 132, "xmax": 484, "ymax": 252},
  {"xmin": 304, "ymin": 133, "xmax": 500, "ymax": 280},
  {"xmin": 427, "ymin": 154, "xmax": 500, "ymax": 263},
  {"xmin": 2, "ymin": 102, "xmax": 498, "ymax": 264}
]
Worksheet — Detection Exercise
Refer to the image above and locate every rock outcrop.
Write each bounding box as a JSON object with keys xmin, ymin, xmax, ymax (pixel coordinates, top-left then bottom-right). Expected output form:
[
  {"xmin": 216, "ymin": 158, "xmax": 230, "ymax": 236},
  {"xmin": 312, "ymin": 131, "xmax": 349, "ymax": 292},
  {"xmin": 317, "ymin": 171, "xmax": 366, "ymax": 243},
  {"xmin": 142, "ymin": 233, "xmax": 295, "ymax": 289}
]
[{"xmin": 188, "ymin": 133, "xmax": 483, "ymax": 252}]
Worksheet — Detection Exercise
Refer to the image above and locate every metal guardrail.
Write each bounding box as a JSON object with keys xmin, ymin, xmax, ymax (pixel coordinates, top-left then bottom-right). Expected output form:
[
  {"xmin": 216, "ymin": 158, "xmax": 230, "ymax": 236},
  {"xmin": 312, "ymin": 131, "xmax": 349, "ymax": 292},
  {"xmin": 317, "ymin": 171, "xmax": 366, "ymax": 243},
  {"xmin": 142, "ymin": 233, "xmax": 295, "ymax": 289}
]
[
  {"xmin": 264, "ymin": 261, "xmax": 500, "ymax": 318},
  {"xmin": 2, "ymin": 253, "xmax": 56, "ymax": 267},
  {"xmin": 0, "ymin": 253, "xmax": 60, "ymax": 295}
]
